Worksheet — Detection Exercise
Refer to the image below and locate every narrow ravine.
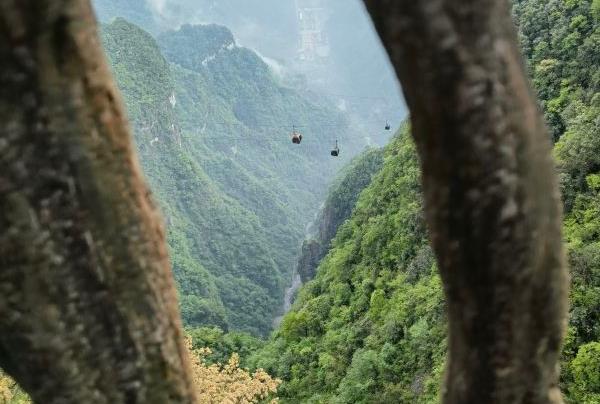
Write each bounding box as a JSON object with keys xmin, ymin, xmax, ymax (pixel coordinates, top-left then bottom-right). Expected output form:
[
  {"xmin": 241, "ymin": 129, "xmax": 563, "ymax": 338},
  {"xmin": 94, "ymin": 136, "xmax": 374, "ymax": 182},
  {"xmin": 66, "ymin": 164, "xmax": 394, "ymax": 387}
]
[{"xmin": 273, "ymin": 272, "xmax": 302, "ymax": 328}]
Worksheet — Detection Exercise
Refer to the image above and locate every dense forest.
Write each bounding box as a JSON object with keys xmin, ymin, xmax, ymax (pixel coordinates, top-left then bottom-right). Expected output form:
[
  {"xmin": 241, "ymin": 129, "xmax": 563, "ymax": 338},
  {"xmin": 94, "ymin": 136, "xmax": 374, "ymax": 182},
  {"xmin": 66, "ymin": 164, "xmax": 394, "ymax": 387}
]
[
  {"xmin": 0, "ymin": 0, "xmax": 598, "ymax": 402},
  {"xmin": 249, "ymin": 0, "xmax": 600, "ymax": 402},
  {"xmin": 91, "ymin": 0, "xmax": 407, "ymax": 128},
  {"xmin": 99, "ymin": 18, "xmax": 369, "ymax": 336},
  {"xmin": 297, "ymin": 148, "xmax": 385, "ymax": 284},
  {"xmin": 252, "ymin": 127, "xmax": 441, "ymax": 402}
]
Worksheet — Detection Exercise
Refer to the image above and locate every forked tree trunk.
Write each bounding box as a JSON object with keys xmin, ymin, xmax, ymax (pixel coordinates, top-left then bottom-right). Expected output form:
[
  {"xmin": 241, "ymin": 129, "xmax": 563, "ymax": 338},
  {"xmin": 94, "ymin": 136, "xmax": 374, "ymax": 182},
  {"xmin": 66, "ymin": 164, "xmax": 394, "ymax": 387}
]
[
  {"xmin": 0, "ymin": 1, "xmax": 196, "ymax": 403},
  {"xmin": 362, "ymin": 0, "xmax": 569, "ymax": 403}
]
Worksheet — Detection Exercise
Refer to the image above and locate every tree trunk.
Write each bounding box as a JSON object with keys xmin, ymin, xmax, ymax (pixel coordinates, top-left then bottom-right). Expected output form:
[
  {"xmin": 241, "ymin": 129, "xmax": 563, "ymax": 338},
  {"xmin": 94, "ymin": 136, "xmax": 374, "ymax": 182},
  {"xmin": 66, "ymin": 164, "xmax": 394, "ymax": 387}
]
[
  {"xmin": 0, "ymin": 1, "xmax": 196, "ymax": 403},
  {"xmin": 362, "ymin": 0, "xmax": 569, "ymax": 403}
]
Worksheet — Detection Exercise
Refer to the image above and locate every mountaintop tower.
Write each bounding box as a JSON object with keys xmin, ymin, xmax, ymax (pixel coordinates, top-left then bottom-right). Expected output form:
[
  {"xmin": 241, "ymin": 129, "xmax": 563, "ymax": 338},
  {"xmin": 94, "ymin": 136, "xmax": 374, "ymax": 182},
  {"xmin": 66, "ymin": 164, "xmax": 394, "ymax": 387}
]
[{"xmin": 296, "ymin": 0, "xmax": 330, "ymax": 64}]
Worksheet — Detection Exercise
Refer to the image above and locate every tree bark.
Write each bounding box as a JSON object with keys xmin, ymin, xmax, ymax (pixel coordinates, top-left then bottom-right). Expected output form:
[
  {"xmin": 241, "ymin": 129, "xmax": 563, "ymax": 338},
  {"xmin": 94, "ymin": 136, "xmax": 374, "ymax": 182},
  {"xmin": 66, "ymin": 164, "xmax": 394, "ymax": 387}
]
[
  {"xmin": 0, "ymin": 1, "xmax": 196, "ymax": 403},
  {"xmin": 362, "ymin": 0, "xmax": 569, "ymax": 403}
]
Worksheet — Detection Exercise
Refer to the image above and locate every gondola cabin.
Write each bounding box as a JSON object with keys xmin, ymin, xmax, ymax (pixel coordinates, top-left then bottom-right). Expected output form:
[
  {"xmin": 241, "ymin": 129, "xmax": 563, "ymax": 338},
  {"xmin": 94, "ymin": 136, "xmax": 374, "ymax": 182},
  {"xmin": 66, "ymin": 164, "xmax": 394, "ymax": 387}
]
[
  {"xmin": 291, "ymin": 129, "xmax": 302, "ymax": 144},
  {"xmin": 331, "ymin": 140, "xmax": 339, "ymax": 157},
  {"xmin": 385, "ymin": 121, "xmax": 391, "ymax": 131}
]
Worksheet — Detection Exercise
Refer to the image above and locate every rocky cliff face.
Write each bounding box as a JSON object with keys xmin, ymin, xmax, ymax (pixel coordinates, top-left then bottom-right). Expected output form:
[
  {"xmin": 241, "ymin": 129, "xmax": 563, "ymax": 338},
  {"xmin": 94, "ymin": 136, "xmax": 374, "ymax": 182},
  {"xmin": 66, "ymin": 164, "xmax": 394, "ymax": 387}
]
[
  {"xmin": 100, "ymin": 18, "xmax": 366, "ymax": 336},
  {"xmin": 297, "ymin": 239, "xmax": 322, "ymax": 283},
  {"xmin": 295, "ymin": 147, "xmax": 385, "ymax": 284}
]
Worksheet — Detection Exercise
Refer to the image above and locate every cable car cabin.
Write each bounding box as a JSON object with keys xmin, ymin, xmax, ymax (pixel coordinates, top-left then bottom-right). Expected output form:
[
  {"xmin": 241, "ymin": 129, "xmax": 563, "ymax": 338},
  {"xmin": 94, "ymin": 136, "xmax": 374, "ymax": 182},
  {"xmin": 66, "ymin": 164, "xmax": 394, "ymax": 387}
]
[
  {"xmin": 291, "ymin": 131, "xmax": 303, "ymax": 144},
  {"xmin": 331, "ymin": 140, "xmax": 339, "ymax": 157},
  {"xmin": 385, "ymin": 122, "xmax": 391, "ymax": 131}
]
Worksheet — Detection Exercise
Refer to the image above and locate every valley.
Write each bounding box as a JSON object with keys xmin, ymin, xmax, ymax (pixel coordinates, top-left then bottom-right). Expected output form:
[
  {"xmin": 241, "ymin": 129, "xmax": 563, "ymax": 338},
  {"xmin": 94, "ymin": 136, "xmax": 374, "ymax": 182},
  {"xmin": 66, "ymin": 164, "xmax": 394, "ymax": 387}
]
[
  {"xmin": 99, "ymin": 17, "xmax": 375, "ymax": 336},
  {"xmin": 97, "ymin": 1, "xmax": 600, "ymax": 401},
  {"xmin": 0, "ymin": 0, "xmax": 595, "ymax": 402}
]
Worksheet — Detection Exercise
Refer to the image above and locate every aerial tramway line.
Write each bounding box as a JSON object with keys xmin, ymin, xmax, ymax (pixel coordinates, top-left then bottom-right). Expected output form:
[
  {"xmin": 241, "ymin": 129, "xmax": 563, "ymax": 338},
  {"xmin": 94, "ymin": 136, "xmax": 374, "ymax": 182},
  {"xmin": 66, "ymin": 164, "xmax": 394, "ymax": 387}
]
[
  {"xmin": 192, "ymin": 92, "xmax": 397, "ymax": 157},
  {"xmin": 190, "ymin": 119, "xmax": 394, "ymax": 158}
]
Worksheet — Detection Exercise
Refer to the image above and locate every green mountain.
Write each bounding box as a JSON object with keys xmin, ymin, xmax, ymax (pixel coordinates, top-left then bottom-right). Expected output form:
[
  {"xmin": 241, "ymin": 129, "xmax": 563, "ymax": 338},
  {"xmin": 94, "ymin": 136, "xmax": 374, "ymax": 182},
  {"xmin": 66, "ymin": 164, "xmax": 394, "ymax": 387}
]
[
  {"xmin": 97, "ymin": 0, "xmax": 598, "ymax": 401},
  {"xmin": 298, "ymin": 147, "xmax": 385, "ymax": 284},
  {"xmin": 513, "ymin": 3, "xmax": 600, "ymax": 400},
  {"xmin": 93, "ymin": 0, "xmax": 158, "ymax": 34},
  {"xmin": 100, "ymin": 18, "xmax": 363, "ymax": 336},
  {"xmin": 251, "ymin": 128, "xmax": 443, "ymax": 403},
  {"xmin": 253, "ymin": 0, "xmax": 600, "ymax": 402}
]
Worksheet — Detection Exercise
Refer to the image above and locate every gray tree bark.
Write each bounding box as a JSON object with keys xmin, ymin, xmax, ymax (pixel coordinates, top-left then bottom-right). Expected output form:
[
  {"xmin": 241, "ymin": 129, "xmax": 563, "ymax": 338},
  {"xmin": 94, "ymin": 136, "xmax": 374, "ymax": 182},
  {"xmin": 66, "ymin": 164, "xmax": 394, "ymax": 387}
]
[
  {"xmin": 362, "ymin": 0, "xmax": 569, "ymax": 403},
  {"xmin": 0, "ymin": 1, "xmax": 196, "ymax": 403}
]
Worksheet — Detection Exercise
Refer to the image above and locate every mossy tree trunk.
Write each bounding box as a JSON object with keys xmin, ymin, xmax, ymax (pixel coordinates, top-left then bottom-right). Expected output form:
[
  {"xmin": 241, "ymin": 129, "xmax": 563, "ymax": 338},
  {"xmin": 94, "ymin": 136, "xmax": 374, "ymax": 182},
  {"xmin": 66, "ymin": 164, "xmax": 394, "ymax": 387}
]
[
  {"xmin": 0, "ymin": 1, "xmax": 196, "ymax": 403},
  {"xmin": 362, "ymin": 0, "xmax": 569, "ymax": 403}
]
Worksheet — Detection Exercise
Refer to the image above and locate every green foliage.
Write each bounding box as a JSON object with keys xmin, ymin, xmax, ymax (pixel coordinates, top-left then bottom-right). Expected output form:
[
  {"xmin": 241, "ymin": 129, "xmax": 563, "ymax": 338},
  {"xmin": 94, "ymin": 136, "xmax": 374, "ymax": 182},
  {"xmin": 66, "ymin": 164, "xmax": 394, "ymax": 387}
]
[
  {"xmin": 514, "ymin": 0, "xmax": 599, "ymax": 140},
  {"xmin": 297, "ymin": 147, "xmax": 385, "ymax": 283},
  {"xmin": 92, "ymin": 0, "xmax": 158, "ymax": 34},
  {"xmin": 561, "ymin": 168, "xmax": 600, "ymax": 402},
  {"xmin": 186, "ymin": 326, "xmax": 265, "ymax": 368},
  {"xmin": 570, "ymin": 342, "xmax": 600, "ymax": 403},
  {"xmin": 98, "ymin": 0, "xmax": 598, "ymax": 400},
  {"xmin": 100, "ymin": 19, "xmax": 361, "ymax": 336},
  {"xmin": 542, "ymin": 5, "xmax": 600, "ymax": 398},
  {"xmin": 254, "ymin": 1, "xmax": 599, "ymax": 401},
  {"xmin": 319, "ymin": 148, "xmax": 385, "ymax": 243},
  {"xmin": 251, "ymin": 129, "xmax": 445, "ymax": 402},
  {"xmin": 554, "ymin": 98, "xmax": 600, "ymax": 211},
  {"xmin": 101, "ymin": 18, "xmax": 175, "ymax": 134},
  {"xmin": 157, "ymin": 24, "xmax": 237, "ymax": 74}
]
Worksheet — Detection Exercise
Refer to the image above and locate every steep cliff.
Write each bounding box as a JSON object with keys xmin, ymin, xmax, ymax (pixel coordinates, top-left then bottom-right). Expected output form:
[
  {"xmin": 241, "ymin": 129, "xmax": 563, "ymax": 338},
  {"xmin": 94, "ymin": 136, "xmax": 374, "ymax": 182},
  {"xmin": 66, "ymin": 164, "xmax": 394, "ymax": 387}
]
[
  {"xmin": 297, "ymin": 148, "xmax": 385, "ymax": 283},
  {"xmin": 101, "ymin": 19, "xmax": 363, "ymax": 336}
]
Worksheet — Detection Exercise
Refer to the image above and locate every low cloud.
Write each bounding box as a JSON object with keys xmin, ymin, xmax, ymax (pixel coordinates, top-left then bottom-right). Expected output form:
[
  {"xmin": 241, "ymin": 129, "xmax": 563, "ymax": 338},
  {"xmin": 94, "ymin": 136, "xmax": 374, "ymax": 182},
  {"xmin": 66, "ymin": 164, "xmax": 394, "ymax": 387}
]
[
  {"xmin": 146, "ymin": 0, "xmax": 167, "ymax": 15},
  {"xmin": 254, "ymin": 51, "xmax": 286, "ymax": 79}
]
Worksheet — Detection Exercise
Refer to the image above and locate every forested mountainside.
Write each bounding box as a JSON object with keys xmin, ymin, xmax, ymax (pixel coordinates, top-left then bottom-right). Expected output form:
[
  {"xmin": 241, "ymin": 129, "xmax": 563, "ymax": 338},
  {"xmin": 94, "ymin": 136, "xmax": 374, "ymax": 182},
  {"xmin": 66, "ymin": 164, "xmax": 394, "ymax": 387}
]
[
  {"xmin": 94, "ymin": 0, "xmax": 597, "ymax": 400},
  {"xmin": 251, "ymin": 128, "xmax": 442, "ymax": 403},
  {"xmin": 93, "ymin": 0, "xmax": 297, "ymax": 60},
  {"xmin": 92, "ymin": 0, "xmax": 407, "ymax": 132},
  {"xmin": 252, "ymin": 0, "xmax": 600, "ymax": 402},
  {"xmin": 100, "ymin": 18, "xmax": 361, "ymax": 336},
  {"xmin": 93, "ymin": 0, "xmax": 158, "ymax": 34},
  {"xmin": 297, "ymin": 148, "xmax": 385, "ymax": 284}
]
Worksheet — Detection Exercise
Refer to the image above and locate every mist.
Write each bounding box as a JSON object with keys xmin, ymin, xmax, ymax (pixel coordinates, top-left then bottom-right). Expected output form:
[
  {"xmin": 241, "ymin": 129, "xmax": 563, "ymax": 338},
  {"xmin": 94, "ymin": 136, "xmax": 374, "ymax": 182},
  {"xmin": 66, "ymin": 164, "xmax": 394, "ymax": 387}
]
[{"xmin": 93, "ymin": 0, "xmax": 407, "ymax": 134}]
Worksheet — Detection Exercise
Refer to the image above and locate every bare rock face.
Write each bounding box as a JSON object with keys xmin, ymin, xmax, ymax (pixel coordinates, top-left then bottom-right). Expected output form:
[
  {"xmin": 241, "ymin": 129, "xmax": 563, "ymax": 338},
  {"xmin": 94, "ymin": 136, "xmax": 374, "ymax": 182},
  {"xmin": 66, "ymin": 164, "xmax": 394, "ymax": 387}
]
[
  {"xmin": 297, "ymin": 239, "xmax": 323, "ymax": 283},
  {"xmin": 295, "ymin": 148, "xmax": 385, "ymax": 284}
]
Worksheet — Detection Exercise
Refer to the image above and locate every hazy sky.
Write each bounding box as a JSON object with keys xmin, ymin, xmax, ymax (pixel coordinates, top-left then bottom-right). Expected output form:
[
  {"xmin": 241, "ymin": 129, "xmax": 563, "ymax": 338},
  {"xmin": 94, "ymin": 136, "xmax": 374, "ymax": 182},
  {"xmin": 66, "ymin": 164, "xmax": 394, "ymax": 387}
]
[
  {"xmin": 144, "ymin": 0, "xmax": 297, "ymax": 57},
  {"xmin": 148, "ymin": 0, "xmax": 405, "ymax": 125},
  {"xmin": 94, "ymin": 0, "xmax": 407, "ymax": 126}
]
